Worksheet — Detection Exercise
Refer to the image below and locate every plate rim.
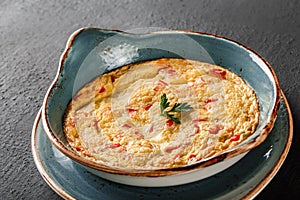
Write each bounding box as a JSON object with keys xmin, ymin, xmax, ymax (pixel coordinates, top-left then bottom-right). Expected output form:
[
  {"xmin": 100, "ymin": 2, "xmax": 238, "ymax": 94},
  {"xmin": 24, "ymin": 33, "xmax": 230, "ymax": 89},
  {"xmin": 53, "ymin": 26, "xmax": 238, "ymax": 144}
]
[
  {"xmin": 32, "ymin": 108, "xmax": 76, "ymax": 200},
  {"xmin": 32, "ymin": 90, "xmax": 293, "ymax": 200},
  {"xmin": 243, "ymin": 91, "xmax": 293, "ymax": 199}
]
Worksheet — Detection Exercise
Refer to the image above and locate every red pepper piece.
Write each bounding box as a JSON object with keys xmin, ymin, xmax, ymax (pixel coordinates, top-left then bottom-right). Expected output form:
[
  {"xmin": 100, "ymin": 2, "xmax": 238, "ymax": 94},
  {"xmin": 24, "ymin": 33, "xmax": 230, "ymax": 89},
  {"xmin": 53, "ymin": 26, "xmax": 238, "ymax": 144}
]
[
  {"xmin": 194, "ymin": 125, "xmax": 200, "ymax": 134},
  {"xmin": 165, "ymin": 145, "xmax": 181, "ymax": 153},
  {"xmin": 134, "ymin": 131, "xmax": 144, "ymax": 139},
  {"xmin": 127, "ymin": 108, "xmax": 137, "ymax": 112},
  {"xmin": 210, "ymin": 68, "xmax": 226, "ymax": 79},
  {"xmin": 153, "ymin": 80, "xmax": 168, "ymax": 91},
  {"xmin": 204, "ymin": 99, "xmax": 218, "ymax": 104},
  {"xmin": 109, "ymin": 143, "xmax": 121, "ymax": 148},
  {"xmin": 209, "ymin": 124, "xmax": 222, "ymax": 134},
  {"xmin": 75, "ymin": 147, "xmax": 82, "ymax": 151},
  {"xmin": 158, "ymin": 79, "xmax": 168, "ymax": 86},
  {"xmin": 158, "ymin": 66, "xmax": 177, "ymax": 75},
  {"xmin": 149, "ymin": 124, "xmax": 154, "ymax": 133},
  {"xmin": 230, "ymin": 134, "xmax": 240, "ymax": 142},
  {"xmin": 166, "ymin": 119, "xmax": 174, "ymax": 126},
  {"xmin": 144, "ymin": 104, "xmax": 152, "ymax": 111},
  {"xmin": 192, "ymin": 118, "xmax": 207, "ymax": 123},
  {"xmin": 122, "ymin": 124, "xmax": 132, "ymax": 128},
  {"xmin": 153, "ymin": 86, "xmax": 160, "ymax": 91},
  {"xmin": 127, "ymin": 108, "xmax": 137, "ymax": 117},
  {"xmin": 167, "ymin": 68, "xmax": 176, "ymax": 75},
  {"xmin": 99, "ymin": 86, "xmax": 106, "ymax": 93}
]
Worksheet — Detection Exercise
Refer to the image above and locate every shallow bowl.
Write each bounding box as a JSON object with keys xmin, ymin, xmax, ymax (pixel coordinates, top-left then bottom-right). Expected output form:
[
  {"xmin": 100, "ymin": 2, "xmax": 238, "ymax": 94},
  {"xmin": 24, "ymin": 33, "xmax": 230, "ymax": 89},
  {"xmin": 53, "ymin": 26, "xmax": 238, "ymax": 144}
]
[{"xmin": 42, "ymin": 28, "xmax": 280, "ymax": 186}]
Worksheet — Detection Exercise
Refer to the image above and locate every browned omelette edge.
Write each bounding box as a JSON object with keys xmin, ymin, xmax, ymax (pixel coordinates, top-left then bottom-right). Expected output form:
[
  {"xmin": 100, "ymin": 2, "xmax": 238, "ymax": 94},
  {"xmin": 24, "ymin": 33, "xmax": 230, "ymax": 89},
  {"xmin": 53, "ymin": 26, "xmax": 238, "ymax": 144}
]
[{"xmin": 42, "ymin": 27, "xmax": 281, "ymax": 177}]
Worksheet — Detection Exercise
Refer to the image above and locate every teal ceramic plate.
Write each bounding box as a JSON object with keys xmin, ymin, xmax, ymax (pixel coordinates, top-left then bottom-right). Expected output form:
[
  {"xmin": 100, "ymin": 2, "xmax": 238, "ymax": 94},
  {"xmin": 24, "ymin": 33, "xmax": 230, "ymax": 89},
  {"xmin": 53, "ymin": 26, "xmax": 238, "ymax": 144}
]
[{"xmin": 32, "ymin": 91, "xmax": 292, "ymax": 200}]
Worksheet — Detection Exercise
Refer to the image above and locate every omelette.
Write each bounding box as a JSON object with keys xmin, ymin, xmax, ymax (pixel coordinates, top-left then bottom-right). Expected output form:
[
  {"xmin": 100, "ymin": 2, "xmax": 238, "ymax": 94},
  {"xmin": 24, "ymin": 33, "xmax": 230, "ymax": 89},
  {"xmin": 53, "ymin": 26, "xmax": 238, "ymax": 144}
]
[{"xmin": 63, "ymin": 58, "xmax": 259, "ymax": 170}]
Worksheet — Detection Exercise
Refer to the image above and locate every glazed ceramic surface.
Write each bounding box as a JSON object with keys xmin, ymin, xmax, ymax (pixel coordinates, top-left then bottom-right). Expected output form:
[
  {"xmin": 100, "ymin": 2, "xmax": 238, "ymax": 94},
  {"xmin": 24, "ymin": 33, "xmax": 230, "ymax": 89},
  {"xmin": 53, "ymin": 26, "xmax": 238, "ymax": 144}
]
[
  {"xmin": 42, "ymin": 28, "xmax": 280, "ymax": 180},
  {"xmin": 33, "ymin": 92, "xmax": 292, "ymax": 199}
]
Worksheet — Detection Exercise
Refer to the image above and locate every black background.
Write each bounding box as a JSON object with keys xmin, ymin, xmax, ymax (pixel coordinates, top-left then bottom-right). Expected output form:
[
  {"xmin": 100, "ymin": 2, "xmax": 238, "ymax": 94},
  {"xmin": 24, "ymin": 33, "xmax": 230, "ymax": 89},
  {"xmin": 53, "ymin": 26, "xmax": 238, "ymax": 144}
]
[{"xmin": 1, "ymin": 0, "xmax": 299, "ymax": 199}]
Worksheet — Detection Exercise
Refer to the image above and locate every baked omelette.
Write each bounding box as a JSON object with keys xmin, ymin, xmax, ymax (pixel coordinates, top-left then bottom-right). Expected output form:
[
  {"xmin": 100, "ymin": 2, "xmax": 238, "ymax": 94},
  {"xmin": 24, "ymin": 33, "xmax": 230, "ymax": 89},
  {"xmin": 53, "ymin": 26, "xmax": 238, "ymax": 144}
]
[{"xmin": 64, "ymin": 58, "xmax": 259, "ymax": 170}]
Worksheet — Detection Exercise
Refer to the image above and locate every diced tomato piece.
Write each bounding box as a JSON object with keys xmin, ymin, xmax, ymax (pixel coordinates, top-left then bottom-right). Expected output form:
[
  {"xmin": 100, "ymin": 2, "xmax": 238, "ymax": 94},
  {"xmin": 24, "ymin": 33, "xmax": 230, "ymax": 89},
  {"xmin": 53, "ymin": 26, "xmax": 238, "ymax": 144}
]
[
  {"xmin": 192, "ymin": 118, "xmax": 207, "ymax": 123},
  {"xmin": 127, "ymin": 108, "xmax": 137, "ymax": 117},
  {"xmin": 230, "ymin": 134, "xmax": 240, "ymax": 142},
  {"xmin": 149, "ymin": 124, "xmax": 154, "ymax": 133},
  {"xmin": 127, "ymin": 108, "xmax": 137, "ymax": 113},
  {"xmin": 153, "ymin": 86, "xmax": 160, "ymax": 91},
  {"xmin": 99, "ymin": 86, "xmax": 106, "ymax": 93},
  {"xmin": 204, "ymin": 99, "xmax": 218, "ymax": 104},
  {"xmin": 189, "ymin": 154, "xmax": 197, "ymax": 159},
  {"xmin": 134, "ymin": 131, "xmax": 144, "ymax": 139},
  {"xmin": 166, "ymin": 119, "xmax": 174, "ymax": 126},
  {"xmin": 165, "ymin": 145, "xmax": 181, "ymax": 153},
  {"xmin": 158, "ymin": 66, "xmax": 177, "ymax": 75},
  {"xmin": 209, "ymin": 124, "xmax": 222, "ymax": 134},
  {"xmin": 109, "ymin": 143, "xmax": 121, "ymax": 148},
  {"xmin": 167, "ymin": 69, "xmax": 176, "ymax": 75},
  {"xmin": 188, "ymin": 125, "xmax": 200, "ymax": 137},
  {"xmin": 194, "ymin": 125, "xmax": 200, "ymax": 134},
  {"xmin": 210, "ymin": 68, "xmax": 226, "ymax": 79},
  {"xmin": 75, "ymin": 147, "xmax": 82, "ymax": 151},
  {"xmin": 122, "ymin": 124, "xmax": 132, "ymax": 128},
  {"xmin": 153, "ymin": 80, "xmax": 168, "ymax": 92},
  {"xmin": 144, "ymin": 104, "xmax": 152, "ymax": 111},
  {"xmin": 158, "ymin": 79, "xmax": 168, "ymax": 86}
]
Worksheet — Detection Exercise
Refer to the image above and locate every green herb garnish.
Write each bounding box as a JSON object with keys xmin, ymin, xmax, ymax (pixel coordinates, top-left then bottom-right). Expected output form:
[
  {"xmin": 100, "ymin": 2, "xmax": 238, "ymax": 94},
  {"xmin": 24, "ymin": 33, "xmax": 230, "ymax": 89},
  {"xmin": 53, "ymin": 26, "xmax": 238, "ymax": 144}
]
[{"xmin": 160, "ymin": 93, "xmax": 193, "ymax": 124}]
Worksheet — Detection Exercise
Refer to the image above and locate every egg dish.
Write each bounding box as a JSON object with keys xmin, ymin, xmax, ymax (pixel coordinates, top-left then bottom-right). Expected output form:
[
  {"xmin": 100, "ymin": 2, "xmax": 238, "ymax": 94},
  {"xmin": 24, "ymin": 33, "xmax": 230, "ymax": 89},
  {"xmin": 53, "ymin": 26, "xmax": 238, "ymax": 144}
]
[{"xmin": 63, "ymin": 58, "xmax": 259, "ymax": 170}]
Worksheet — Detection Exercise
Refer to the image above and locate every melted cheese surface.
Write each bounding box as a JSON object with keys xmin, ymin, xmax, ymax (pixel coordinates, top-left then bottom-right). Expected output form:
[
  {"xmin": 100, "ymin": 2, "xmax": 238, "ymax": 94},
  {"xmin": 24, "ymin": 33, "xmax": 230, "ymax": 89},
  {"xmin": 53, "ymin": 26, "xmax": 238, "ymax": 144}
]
[{"xmin": 64, "ymin": 58, "xmax": 259, "ymax": 170}]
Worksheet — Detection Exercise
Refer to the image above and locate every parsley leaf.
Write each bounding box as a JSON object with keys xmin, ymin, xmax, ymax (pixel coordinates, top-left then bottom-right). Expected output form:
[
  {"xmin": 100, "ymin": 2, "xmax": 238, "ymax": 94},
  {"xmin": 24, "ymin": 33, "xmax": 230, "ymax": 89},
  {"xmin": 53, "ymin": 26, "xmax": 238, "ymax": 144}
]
[
  {"xmin": 160, "ymin": 93, "xmax": 193, "ymax": 124},
  {"xmin": 169, "ymin": 102, "xmax": 193, "ymax": 112}
]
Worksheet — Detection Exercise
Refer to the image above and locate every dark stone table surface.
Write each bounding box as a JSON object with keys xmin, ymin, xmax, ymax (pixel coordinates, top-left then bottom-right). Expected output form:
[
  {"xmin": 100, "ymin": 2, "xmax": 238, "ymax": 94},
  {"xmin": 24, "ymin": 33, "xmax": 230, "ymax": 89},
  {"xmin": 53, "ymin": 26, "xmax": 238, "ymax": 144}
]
[{"xmin": 1, "ymin": 0, "xmax": 299, "ymax": 199}]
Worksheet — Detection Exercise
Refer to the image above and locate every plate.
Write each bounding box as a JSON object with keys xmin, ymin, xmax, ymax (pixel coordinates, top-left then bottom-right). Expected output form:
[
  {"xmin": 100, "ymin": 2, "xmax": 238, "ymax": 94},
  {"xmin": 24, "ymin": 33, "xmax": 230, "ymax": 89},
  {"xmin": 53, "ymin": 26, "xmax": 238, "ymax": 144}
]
[
  {"xmin": 42, "ymin": 28, "xmax": 281, "ymax": 179},
  {"xmin": 32, "ymin": 91, "xmax": 292, "ymax": 200}
]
